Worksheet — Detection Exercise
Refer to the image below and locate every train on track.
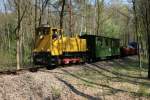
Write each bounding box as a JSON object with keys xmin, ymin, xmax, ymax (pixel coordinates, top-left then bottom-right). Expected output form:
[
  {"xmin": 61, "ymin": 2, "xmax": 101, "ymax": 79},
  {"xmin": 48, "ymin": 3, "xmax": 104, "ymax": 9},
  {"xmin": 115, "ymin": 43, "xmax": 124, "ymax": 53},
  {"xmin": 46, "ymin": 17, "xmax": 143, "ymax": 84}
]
[{"xmin": 32, "ymin": 25, "xmax": 137, "ymax": 69}]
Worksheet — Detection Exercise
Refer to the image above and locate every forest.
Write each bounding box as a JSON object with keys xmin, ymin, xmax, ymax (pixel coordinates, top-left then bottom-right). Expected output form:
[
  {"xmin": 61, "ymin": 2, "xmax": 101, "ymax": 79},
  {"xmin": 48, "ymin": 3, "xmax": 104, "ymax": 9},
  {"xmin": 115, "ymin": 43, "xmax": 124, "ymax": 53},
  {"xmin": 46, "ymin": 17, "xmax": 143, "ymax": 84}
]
[
  {"xmin": 0, "ymin": 0, "xmax": 135, "ymax": 66},
  {"xmin": 0, "ymin": 0, "xmax": 150, "ymax": 99},
  {"xmin": 0, "ymin": 0, "xmax": 149, "ymax": 74}
]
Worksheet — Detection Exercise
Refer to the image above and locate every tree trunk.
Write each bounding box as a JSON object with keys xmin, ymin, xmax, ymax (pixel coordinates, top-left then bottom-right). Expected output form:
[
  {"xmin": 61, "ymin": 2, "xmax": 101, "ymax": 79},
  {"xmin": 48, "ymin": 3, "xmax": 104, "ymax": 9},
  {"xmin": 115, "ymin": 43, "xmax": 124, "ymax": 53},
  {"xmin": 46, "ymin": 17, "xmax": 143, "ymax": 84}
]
[
  {"xmin": 16, "ymin": 37, "xmax": 20, "ymax": 70},
  {"xmin": 132, "ymin": 0, "xmax": 142, "ymax": 70},
  {"xmin": 60, "ymin": 0, "xmax": 65, "ymax": 31},
  {"xmin": 16, "ymin": 0, "xmax": 21, "ymax": 70},
  {"xmin": 69, "ymin": 0, "xmax": 72, "ymax": 35},
  {"xmin": 148, "ymin": 34, "xmax": 150, "ymax": 78},
  {"xmin": 38, "ymin": 0, "xmax": 49, "ymax": 26},
  {"xmin": 96, "ymin": 0, "xmax": 104, "ymax": 35},
  {"xmin": 146, "ymin": 0, "xmax": 150, "ymax": 78}
]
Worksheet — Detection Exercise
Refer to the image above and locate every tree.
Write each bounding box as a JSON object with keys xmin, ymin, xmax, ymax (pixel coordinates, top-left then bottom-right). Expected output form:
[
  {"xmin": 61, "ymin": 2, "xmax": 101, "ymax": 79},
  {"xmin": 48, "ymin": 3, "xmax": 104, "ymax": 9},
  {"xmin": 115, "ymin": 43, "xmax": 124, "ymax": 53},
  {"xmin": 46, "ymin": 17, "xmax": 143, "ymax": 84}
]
[
  {"xmin": 38, "ymin": 0, "xmax": 49, "ymax": 26},
  {"xmin": 9, "ymin": 0, "xmax": 28, "ymax": 70},
  {"xmin": 132, "ymin": 0, "xmax": 150, "ymax": 79},
  {"xmin": 96, "ymin": 0, "xmax": 104, "ymax": 35},
  {"xmin": 59, "ymin": 0, "xmax": 66, "ymax": 30}
]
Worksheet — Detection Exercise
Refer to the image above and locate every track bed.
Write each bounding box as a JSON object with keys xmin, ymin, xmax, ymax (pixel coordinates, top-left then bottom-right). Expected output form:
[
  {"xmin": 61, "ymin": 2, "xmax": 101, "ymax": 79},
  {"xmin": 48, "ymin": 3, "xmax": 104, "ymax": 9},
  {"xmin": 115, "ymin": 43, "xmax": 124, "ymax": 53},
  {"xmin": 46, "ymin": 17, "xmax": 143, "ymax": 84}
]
[{"xmin": 0, "ymin": 56, "xmax": 149, "ymax": 100}]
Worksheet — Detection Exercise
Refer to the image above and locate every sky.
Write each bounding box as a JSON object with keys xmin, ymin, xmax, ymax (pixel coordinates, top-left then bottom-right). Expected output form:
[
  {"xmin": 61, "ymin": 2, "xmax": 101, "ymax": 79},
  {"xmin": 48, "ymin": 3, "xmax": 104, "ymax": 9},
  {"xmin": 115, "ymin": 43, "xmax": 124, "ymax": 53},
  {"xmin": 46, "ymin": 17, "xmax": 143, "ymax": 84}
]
[
  {"xmin": 90, "ymin": 0, "xmax": 129, "ymax": 5},
  {"xmin": 0, "ymin": 0, "xmax": 5, "ymax": 12}
]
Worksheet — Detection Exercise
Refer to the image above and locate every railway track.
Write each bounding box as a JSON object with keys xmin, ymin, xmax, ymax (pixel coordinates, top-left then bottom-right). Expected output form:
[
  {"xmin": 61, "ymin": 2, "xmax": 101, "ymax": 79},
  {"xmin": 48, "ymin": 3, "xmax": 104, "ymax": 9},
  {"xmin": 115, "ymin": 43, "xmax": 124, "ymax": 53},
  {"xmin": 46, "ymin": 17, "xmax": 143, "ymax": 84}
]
[
  {"xmin": 0, "ymin": 66, "xmax": 45, "ymax": 75},
  {"xmin": 0, "ymin": 63, "xmax": 84, "ymax": 75},
  {"xmin": 0, "ymin": 55, "xmax": 137, "ymax": 75}
]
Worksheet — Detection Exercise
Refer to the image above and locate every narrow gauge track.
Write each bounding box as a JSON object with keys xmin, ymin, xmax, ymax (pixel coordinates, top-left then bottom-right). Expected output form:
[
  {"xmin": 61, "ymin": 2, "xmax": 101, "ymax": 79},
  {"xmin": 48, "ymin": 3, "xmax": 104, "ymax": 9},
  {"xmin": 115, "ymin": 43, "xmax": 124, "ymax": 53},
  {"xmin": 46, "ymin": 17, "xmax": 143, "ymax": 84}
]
[
  {"xmin": 0, "ymin": 55, "xmax": 136, "ymax": 75},
  {"xmin": 0, "ymin": 63, "xmax": 71, "ymax": 75},
  {"xmin": 0, "ymin": 62, "xmax": 85, "ymax": 75},
  {"xmin": 0, "ymin": 66, "xmax": 46, "ymax": 75},
  {"xmin": 0, "ymin": 64, "xmax": 79, "ymax": 75}
]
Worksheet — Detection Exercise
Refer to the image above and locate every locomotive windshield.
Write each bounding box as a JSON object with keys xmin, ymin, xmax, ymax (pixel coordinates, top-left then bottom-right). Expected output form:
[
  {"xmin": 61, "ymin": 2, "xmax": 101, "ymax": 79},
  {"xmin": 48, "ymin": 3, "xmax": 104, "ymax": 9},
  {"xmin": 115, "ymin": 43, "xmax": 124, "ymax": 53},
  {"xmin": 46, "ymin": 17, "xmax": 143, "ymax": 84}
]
[
  {"xmin": 52, "ymin": 29, "xmax": 63, "ymax": 39},
  {"xmin": 36, "ymin": 27, "xmax": 50, "ymax": 37}
]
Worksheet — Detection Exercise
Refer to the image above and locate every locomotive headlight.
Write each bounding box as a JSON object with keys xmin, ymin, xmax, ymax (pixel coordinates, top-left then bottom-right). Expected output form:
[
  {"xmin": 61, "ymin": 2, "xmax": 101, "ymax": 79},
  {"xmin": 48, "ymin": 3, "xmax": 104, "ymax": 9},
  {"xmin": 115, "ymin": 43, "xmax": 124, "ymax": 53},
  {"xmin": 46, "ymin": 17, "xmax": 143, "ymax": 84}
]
[
  {"xmin": 40, "ymin": 35, "xmax": 44, "ymax": 39},
  {"xmin": 33, "ymin": 49, "xmax": 37, "ymax": 52},
  {"xmin": 47, "ymin": 49, "xmax": 50, "ymax": 52}
]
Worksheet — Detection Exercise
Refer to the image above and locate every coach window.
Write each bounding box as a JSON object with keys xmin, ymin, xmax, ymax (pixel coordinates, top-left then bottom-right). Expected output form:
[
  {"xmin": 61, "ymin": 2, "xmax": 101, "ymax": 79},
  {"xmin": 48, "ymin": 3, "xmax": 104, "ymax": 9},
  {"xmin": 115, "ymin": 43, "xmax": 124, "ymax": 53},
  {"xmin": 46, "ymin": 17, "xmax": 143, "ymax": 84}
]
[
  {"xmin": 112, "ymin": 40, "xmax": 115, "ymax": 47},
  {"xmin": 99, "ymin": 38, "xmax": 103, "ymax": 46},
  {"xmin": 106, "ymin": 39, "xmax": 109, "ymax": 47}
]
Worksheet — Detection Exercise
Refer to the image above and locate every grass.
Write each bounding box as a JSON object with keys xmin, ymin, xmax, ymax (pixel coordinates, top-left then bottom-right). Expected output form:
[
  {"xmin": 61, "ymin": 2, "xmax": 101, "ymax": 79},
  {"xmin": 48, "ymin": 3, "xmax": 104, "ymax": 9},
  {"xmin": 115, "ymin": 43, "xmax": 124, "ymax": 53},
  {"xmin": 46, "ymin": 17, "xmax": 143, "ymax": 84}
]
[
  {"xmin": 137, "ymin": 85, "xmax": 150, "ymax": 97},
  {"xmin": 51, "ymin": 86, "xmax": 61, "ymax": 99},
  {"xmin": 0, "ymin": 49, "xmax": 32, "ymax": 71},
  {"xmin": 62, "ymin": 57, "xmax": 150, "ymax": 98},
  {"xmin": 0, "ymin": 51, "xmax": 16, "ymax": 71}
]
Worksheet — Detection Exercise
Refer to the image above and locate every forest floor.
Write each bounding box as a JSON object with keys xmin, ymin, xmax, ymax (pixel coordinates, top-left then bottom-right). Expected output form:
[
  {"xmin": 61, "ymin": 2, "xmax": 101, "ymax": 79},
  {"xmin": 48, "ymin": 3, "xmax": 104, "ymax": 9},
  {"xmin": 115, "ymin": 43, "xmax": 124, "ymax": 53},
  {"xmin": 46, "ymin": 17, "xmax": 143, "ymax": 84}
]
[{"xmin": 0, "ymin": 56, "xmax": 150, "ymax": 100}]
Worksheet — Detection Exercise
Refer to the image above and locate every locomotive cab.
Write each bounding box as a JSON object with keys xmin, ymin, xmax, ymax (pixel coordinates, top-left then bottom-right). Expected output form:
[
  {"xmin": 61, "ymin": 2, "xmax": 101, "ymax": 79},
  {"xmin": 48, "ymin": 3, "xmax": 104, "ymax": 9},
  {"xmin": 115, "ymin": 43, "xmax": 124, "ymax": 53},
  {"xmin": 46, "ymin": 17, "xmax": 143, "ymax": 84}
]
[
  {"xmin": 35, "ymin": 26, "xmax": 63, "ymax": 41},
  {"xmin": 33, "ymin": 25, "xmax": 63, "ymax": 66}
]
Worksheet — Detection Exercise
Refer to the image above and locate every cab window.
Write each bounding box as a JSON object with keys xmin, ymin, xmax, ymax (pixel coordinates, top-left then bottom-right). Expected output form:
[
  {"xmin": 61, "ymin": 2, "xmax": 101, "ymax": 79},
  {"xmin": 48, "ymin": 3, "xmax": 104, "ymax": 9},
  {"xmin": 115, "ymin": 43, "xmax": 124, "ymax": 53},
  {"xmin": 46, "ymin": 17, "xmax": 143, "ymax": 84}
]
[{"xmin": 36, "ymin": 27, "xmax": 50, "ymax": 37}]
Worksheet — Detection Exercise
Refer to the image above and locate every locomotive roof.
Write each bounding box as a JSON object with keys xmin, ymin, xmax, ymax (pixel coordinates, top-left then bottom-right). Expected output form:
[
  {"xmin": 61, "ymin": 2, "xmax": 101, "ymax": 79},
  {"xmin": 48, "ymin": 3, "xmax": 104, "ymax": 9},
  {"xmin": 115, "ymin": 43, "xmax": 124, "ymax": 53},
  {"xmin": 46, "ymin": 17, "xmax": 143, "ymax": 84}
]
[{"xmin": 80, "ymin": 34, "xmax": 120, "ymax": 40}]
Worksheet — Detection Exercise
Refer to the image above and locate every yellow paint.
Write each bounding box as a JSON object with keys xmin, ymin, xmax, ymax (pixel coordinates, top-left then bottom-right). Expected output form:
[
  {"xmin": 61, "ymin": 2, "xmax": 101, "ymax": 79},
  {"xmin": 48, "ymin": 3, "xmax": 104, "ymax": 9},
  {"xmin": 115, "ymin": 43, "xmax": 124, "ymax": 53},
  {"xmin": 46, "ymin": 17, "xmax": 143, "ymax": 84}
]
[
  {"xmin": 33, "ymin": 27, "xmax": 87, "ymax": 56},
  {"xmin": 62, "ymin": 37, "xmax": 87, "ymax": 53}
]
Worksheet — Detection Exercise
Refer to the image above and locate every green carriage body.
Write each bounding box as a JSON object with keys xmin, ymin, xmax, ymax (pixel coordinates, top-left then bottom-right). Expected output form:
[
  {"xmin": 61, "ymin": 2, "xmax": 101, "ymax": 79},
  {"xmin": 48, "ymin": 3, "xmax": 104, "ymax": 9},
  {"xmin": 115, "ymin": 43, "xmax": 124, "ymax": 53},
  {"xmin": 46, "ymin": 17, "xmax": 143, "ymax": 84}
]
[
  {"xmin": 95, "ymin": 37, "xmax": 112, "ymax": 59},
  {"xmin": 80, "ymin": 35, "xmax": 120, "ymax": 61},
  {"xmin": 111, "ymin": 39, "xmax": 120, "ymax": 57}
]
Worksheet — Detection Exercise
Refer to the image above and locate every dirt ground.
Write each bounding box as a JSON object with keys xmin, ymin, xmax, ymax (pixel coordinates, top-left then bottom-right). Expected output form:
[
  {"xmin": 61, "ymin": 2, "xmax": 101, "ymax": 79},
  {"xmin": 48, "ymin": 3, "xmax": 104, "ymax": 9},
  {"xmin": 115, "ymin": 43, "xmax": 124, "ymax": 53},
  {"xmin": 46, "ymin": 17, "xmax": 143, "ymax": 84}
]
[{"xmin": 0, "ymin": 56, "xmax": 150, "ymax": 100}]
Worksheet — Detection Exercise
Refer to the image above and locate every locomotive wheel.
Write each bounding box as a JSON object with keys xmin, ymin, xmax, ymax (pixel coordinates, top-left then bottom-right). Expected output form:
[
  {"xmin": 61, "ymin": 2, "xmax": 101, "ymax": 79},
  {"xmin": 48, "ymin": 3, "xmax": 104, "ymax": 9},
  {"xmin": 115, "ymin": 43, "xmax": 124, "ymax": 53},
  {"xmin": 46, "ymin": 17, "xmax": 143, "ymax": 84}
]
[
  {"xmin": 57, "ymin": 58, "xmax": 62, "ymax": 65},
  {"xmin": 33, "ymin": 57, "xmax": 38, "ymax": 65},
  {"xmin": 46, "ymin": 60, "xmax": 53, "ymax": 70},
  {"xmin": 46, "ymin": 64, "xmax": 52, "ymax": 70},
  {"xmin": 88, "ymin": 58, "xmax": 93, "ymax": 63}
]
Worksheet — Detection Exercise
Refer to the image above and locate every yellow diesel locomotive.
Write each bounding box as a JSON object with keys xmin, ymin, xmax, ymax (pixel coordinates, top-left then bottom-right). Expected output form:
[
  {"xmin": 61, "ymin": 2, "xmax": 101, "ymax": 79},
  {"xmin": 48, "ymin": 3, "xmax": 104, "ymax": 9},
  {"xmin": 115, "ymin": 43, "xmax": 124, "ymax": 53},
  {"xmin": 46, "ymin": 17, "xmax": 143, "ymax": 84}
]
[{"xmin": 33, "ymin": 25, "xmax": 87, "ymax": 68}]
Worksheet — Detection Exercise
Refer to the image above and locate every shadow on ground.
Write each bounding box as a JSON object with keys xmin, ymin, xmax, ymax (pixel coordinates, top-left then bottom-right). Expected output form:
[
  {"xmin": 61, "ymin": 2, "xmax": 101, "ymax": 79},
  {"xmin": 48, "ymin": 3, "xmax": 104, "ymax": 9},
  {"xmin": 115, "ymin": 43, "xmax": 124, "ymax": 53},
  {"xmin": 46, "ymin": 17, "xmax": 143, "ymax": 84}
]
[
  {"xmin": 56, "ymin": 77, "xmax": 101, "ymax": 100},
  {"xmin": 57, "ymin": 57, "xmax": 150, "ymax": 99}
]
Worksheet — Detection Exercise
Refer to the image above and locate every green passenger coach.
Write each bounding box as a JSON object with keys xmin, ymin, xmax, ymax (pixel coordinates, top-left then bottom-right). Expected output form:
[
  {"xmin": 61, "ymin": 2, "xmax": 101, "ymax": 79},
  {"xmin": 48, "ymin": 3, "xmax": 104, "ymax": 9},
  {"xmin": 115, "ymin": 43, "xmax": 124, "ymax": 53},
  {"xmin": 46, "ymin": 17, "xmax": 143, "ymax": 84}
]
[
  {"xmin": 80, "ymin": 34, "xmax": 120, "ymax": 62},
  {"xmin": 111, "ymin": 38, "xmax": 120, "ymax": 57}
]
